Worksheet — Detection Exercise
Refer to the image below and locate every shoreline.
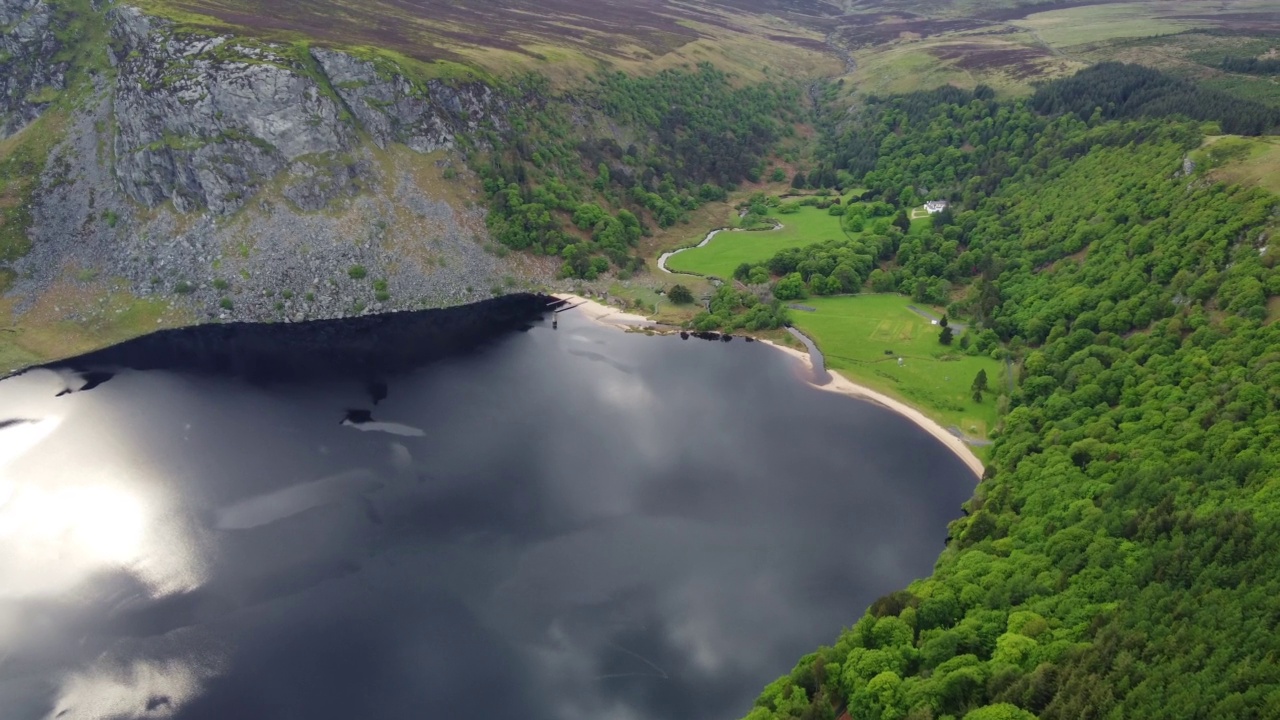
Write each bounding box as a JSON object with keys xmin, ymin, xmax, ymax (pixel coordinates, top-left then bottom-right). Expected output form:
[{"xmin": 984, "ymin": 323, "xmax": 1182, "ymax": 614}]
[
  {"xmin": 756, "ymin": 339, "xmax": 984, "ymax": 479},
  {"xmin": 553, "ymin": 293, "xmax": 986, "ymax": 479},
  {"xmin": 551, "ymin": 293, "xmax": 655, "ymax": 327}
]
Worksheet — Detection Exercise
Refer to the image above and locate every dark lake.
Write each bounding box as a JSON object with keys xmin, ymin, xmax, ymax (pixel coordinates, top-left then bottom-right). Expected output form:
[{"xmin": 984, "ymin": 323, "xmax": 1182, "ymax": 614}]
[{"xmin": 0, "ymin": 294, "xmax": 973, "ymax": 720}]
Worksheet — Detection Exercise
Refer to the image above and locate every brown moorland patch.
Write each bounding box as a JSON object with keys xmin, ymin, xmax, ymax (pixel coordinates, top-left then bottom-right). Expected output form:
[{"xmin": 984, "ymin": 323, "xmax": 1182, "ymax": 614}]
[
  {"xmin": 931, "ymin": 42, "xmax": 1055, "ymax": 78},
  {"xmin": 836, "ymin": 16, "xmax": 990, "ymax": 48},
  {"xmin": 148, "ymin": 0, "xmax": 846, "ymax": 66}
]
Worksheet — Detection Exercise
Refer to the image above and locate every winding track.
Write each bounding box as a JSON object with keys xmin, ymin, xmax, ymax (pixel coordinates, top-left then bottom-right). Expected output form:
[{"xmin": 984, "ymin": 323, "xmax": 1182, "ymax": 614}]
[
  {"xmin": 657, "ymin": 228, "xmax": 725, "ymax": 276},
  {"xmin": 657, "ymin": 222, "xmax": 784, "ymax": 278}
]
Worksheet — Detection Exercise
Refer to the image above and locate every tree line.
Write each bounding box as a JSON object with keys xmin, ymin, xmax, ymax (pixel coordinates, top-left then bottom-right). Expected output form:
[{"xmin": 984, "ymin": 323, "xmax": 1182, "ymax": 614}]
[{"xmin": 1219, "ymin": 55, "xmax": 1280, "ymax": 75}]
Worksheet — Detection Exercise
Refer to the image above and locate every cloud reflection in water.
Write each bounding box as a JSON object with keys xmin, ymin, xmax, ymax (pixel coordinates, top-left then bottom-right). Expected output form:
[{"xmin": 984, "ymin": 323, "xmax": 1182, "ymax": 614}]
[{"xmin": 0, "ymin": 301, "xmax": 973, "ymax": 720}]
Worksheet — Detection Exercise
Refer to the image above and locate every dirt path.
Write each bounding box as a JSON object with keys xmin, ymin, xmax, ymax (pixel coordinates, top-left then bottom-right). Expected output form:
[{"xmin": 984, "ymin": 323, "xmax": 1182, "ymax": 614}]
[
  {"xmin": 1028, "ymin": 28, "xmax": 1065, "ymax": 57},
  {"xmin": 658, "ymin": 228, "xmax": 724, "ymax": 276}
]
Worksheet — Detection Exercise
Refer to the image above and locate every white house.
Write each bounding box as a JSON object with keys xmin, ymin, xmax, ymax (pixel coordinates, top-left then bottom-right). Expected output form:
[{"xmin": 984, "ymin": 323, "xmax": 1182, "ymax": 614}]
[{"xmin": 924, "ymin": 200, "xmax": 949, "ymax": 214}]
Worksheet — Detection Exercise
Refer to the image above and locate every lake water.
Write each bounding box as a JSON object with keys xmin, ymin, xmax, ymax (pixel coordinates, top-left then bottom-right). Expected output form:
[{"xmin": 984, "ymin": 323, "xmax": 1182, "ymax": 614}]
[{"xmin": 0, "ymin": 295, "xmax": 973, "ymax": 720}]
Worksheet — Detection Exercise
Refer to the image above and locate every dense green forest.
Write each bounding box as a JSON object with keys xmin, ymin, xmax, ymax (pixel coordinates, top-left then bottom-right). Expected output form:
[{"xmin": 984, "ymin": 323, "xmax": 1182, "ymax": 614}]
[
  {"xmin": 476, "ymin": 64, "xmax": 799, "ymax": 279},
  {"xmin": 745, "ymin": 78, "xmax": 1280, "ymax": 719},
  {"xmin": 1220, "ymin": 56, "xmax": 1280, "ymax": 76},
  {"xmin": 1030, "ymin": 62, "xmax": 1280, "ymax": 135}
]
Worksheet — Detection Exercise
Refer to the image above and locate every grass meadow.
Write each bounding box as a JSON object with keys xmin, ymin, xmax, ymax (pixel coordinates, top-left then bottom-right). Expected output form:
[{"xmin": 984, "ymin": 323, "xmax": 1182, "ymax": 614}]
[
  {"xmin": 789, "ymin": 294, "xmax": 1005, "ymax": 440},
  {"xmin": 665, "ymin": 204, "xmax": 849, "ymax": 279}
]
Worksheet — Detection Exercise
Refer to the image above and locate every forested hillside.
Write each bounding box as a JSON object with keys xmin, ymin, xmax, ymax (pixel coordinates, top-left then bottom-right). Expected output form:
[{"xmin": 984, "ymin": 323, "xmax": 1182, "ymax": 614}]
[
  {"xmin": 479, "ymin": 64, "xmax": 800, "ymax": 279},
  {"xmin": 1030, "ymin": 62, "xmax": 1280, "ymax": 136},
  {"xmin": 747, "ymin": 80, "xmax": 1280, "ymax": 719},
  {"xmin": 1220, "ymin": 56, "xmax": 1280, "ymax": 76}
]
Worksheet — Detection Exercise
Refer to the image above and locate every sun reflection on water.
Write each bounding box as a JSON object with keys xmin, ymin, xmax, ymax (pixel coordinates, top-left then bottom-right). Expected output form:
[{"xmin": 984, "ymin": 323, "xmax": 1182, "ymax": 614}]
[
  {"xmin": 0, "ymin": 414, "xmax": 204, "ymax": 599},
  {"xmin": 0, "ymin": 410, "xmax": 219, "ymax": 717}
]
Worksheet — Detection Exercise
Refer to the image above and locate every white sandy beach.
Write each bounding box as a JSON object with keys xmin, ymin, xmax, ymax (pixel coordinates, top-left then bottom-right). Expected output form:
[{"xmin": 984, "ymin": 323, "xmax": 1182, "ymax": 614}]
[
  {"xmin": 551, "ymin": 293, "xmax": 654, "ymax": 327},
  {"xmin": 554, "ymin": 293, "xmax": 985, "ymax": 479},
  {"xmin": 757, "ymin": 339, "xmax": 984, "ymax": 479}
]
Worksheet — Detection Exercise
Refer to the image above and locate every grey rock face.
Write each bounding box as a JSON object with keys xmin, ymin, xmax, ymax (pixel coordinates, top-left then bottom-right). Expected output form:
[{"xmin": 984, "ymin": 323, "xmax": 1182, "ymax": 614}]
[
  {"xmin": 0, "ymin": 0, "xmax": 65, "ymax": 137},
  {"xmin": 0, "ymin": 0, "xmax": 38, "ymax": 25},
  {"xmin": 108, "ymin": 16, "xmax": 508, "ymax": 215},
  {"xmin": 6, "ymin": 4, "xmax": 550, "ymax": 333},
  {"xmin": 282, "ymin": 158, "xmax": 371, "ymax": 211},
  {"xmin": 12, "ymin": 83, "xmax": 555, "ymax": 326},
  {"xmin": 311, "ymin": 48, "xmax": 507, "ymax": 153},
  {"xmin": 110, "ymin": 12, "xmax": 353, "ymax": 214}
]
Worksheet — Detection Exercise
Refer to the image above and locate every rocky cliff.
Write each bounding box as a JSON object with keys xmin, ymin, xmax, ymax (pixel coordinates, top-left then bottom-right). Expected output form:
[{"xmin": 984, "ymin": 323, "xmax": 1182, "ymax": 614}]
[
  {"xmin": 106, "ymin": 7, "xmax": 509, "ymax": 216},
  {"xmin": 1, "ymin": 0, "xmax": 550, "ymax": 364},
  {"xmin": 0, "ymin": 0, "xmax": 64, "ymax": 137}
]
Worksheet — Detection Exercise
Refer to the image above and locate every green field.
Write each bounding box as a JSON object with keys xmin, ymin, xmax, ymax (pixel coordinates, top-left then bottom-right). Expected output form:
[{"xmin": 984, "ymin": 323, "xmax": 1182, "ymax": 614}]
[
  {"xmin": 665, "ymin": 205, "xmax": 847, "ymax": 279},
  {"xmin": 790, "ymin": 294, "xmax": 1004, "ymax": 441}
]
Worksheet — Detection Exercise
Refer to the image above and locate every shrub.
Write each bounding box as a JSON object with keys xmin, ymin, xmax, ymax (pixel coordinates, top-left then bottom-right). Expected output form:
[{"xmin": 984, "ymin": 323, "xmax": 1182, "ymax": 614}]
[
  {"xmin": 348, "ymin": 265, "xmax": 368, "ymax": 280},
  {"xmin": 668, "ymin": 284, "xmax": 695, "ymax": 304}
]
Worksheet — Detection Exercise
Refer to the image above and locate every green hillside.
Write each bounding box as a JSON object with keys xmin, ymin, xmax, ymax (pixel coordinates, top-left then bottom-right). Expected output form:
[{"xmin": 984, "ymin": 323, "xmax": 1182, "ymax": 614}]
[{"xmin": 745, "ymin": 79, "xmax": 1280, "ymax": 720}]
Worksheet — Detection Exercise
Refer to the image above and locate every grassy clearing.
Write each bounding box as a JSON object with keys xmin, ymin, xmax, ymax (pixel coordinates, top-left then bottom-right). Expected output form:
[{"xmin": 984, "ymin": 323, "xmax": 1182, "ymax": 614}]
[
  {"xmin": 640, "ymin": 197, "xmax": 744, "ymax": 262},
  {"xmin": 605, "ymin": 281, "xmax": 711, "ymax": 326},
  {"xmin": 1196, "ymin": 135, "xmax": 1280, "ymax": 195},
  {"xmin": 665, "ymin": 204, "xmax": 848, "ymax": 279},
  {"xmin": 0, "ymin": 281, "xmax": 193, "ymax": 372},
  {"xmin": 850, "ymin": 44, "xmax": 981, "ymax": 97},
  {"xmin": 790, "ymin": 294, "xmax": 1004, "ymax": 440}
]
